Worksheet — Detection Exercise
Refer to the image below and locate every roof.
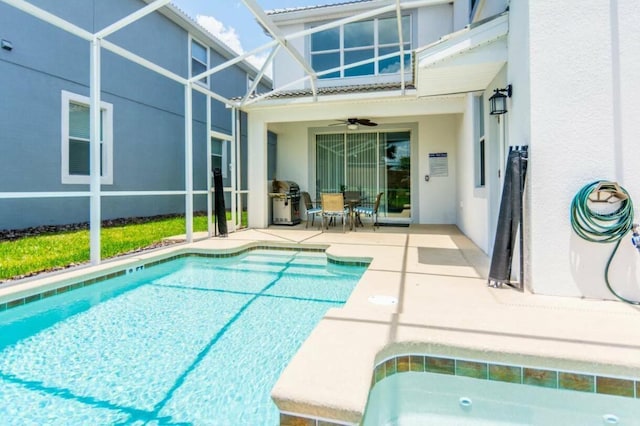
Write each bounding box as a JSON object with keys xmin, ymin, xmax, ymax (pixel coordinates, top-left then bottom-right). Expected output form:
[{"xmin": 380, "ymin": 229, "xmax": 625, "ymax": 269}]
[
  {"xmin": 236, "ymin": 82, "xmax": 415, "ymax": 104},
  {"xmin": 265, "ymin": 0, "xmax": 373, "ymax": 16}
]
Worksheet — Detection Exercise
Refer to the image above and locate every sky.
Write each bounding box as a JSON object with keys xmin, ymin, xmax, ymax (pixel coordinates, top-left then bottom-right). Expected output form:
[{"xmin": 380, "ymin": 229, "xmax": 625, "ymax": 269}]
[{"xmin": 172, "ymin": 0, "xmax": 339, "ymax": 72}]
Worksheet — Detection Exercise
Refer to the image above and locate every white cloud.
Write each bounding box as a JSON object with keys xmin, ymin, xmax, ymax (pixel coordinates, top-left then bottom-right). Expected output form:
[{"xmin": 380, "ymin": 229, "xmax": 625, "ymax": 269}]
[
  {"xmin": 196, "ymin": 14, "xmax": 272, "ymax": 78},
  {"xmin": 197, "ymin": 15, "xmax": 243, "ymax": 54}
]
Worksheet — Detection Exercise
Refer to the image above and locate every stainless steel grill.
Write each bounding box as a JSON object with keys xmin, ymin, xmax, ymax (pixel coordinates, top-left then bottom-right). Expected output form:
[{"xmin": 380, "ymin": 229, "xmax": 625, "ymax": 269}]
[{"xmin": 270, "ymin": 180, "xmax": 301, "ymax": 225}]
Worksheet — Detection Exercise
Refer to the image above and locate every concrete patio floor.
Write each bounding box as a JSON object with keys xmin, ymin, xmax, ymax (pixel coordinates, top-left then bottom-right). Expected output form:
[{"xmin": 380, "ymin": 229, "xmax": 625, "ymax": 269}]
[{"xmin": 2, "ymin": 223, "xmax": 639, "ymax": 423}]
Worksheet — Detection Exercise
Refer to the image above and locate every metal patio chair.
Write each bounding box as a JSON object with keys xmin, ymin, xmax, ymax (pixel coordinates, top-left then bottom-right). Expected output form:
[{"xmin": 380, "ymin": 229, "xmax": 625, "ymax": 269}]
[
  {"xmin": 354, "ymin": 192, "xmax": 383, "ymax": 231},
  {"xmin": 301, "ymin": 191, "xmax": 322, "ymax": 228},
  {"xmin": 321, "ymin": 193, "xmax": 348, "ymax": 232}
]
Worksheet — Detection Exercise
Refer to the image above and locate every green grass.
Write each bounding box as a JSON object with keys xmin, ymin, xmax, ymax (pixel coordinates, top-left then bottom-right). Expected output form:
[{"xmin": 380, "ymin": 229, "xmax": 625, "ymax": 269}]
[{"xmin": 0, "ymin": 215, "xmax": 218, "ymax": 281}]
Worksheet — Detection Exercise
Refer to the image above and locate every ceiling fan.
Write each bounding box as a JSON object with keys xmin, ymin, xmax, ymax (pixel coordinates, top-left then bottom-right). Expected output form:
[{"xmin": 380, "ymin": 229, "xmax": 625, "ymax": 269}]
[{"xmin": 330, "ymin": 118, "xmax": 378, "ymax": 130}]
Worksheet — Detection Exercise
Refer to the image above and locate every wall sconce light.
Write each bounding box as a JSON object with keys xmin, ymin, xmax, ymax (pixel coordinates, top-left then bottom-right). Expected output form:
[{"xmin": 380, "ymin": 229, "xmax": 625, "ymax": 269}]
[
  {"xmin": 489, "ymin": 84, "xmax": 512, "ymax": 115},
  {"xmin": 1, "ymin": 39, "xmax": 13, "ymax": 51}
]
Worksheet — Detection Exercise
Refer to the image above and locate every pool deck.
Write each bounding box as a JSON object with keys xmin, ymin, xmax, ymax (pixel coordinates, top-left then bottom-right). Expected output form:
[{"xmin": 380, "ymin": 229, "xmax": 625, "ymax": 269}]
[{"xmin": 3, "ymin": 224, "xmax": 640, "ymax": 424}]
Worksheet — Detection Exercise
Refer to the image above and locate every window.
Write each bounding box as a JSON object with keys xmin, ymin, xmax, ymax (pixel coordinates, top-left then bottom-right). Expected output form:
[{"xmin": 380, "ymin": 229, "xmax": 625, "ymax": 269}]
[
  {"xmin": 475, "ymin": 95, "xmax": 486, "ymax": 187},
  {"xmin": 61, "ymin": 91, "xmax": 113, "ymax": 184},
  {"xmin": 211, "ymin": 137, "xmax": 229, "ymax": 179},
  {"xmin": 310, "ymin": 15, "xmax": 411, "ymax": 79},
  {"xmin": 191, "ymin": 38, "xmax": 209, "ymax": 87}
]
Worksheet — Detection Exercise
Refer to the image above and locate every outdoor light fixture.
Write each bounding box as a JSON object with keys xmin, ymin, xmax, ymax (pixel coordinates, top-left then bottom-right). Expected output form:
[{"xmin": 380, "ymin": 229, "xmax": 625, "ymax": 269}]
[
  {"xmin": 1, "ymin": 39, "xmax": 13, "ymax": 51},
  {"xmin": 489, "ymin": 84, "xmax": 512, "ymax": 115}
]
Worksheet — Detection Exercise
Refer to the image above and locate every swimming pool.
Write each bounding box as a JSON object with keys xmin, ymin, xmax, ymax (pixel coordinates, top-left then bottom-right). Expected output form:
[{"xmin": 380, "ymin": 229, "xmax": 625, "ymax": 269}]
[
  {"xmin": 0, "ymin": 249, "xmax": 366, "ymax": 425},
  {"xmin": 363, "ymin": 356, "xmax": 640, "ymax": 426}
]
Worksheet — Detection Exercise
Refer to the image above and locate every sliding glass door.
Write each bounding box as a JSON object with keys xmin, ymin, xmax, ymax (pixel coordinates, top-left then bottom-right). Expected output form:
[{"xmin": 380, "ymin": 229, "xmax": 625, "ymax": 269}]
[{"xmin": 316, "ymin": 131, "xmax": 410, "ymax": 222}]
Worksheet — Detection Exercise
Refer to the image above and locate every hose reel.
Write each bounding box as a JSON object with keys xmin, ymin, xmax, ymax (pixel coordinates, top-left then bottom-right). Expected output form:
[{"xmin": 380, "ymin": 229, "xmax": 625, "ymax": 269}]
[{"xmin": 570, "ymin": 180, "xmax": 638, "ymax": 304}]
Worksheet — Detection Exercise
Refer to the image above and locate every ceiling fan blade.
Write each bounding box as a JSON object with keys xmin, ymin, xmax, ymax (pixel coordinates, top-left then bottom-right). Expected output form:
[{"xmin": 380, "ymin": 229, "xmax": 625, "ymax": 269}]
[{"xmin": 358, "ymin": 120, "xmax": 378, "ymax": 126}]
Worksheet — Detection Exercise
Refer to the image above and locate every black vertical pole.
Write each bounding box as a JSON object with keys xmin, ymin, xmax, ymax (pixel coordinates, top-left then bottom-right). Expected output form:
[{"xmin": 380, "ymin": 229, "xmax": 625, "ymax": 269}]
[{"xmin": 213, "ymin": 168, "xmax": 228, "ymax": 236}]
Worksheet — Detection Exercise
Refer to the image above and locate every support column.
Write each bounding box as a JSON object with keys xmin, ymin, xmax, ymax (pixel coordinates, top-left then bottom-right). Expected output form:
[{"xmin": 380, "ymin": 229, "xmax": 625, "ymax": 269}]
[
  {"xmin": 247, "ymin": 113, "xmax": 268, "ymax": 228},
  {"xmin": 184, "ymin": 83, "xmax": 193, "ymax": 242},
  {"xmin": 89, "ymin": 38, "xmax": 101, "ymax": 265}
]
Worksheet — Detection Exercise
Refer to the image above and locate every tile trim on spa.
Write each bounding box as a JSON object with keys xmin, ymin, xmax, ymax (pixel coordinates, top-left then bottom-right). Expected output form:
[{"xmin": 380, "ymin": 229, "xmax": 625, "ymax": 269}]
[{"xmin": 372, "ymin": 354, "xmax": 639, "ymax": 399}]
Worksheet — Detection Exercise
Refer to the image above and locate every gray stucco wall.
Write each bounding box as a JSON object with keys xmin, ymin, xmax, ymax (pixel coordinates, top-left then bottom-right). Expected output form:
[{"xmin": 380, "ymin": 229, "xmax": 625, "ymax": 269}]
[{"xmin": 0, "ymin": 0, "xmax": 260, "ymax": 230}]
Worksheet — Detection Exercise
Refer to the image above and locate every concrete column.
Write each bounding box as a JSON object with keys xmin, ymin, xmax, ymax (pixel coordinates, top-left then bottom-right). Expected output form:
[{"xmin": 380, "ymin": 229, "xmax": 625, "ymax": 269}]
[{"xmin": 247, "ymin": 113, "xmax": 269, "ymax": 228}]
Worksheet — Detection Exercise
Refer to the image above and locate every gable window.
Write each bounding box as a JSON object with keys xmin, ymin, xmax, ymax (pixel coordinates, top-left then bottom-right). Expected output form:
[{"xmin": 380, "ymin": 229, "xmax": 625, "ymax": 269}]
[
  {"xmin": 61, "ymin": 91, "xmax": 113, "ymax": 184},
  {"xmin": 191, "ymin": 38, "xmax": 209, "ymax": 87},
  {"xmin": 311, "ymin": 15, "xmax": 411, "ymax": 79}
]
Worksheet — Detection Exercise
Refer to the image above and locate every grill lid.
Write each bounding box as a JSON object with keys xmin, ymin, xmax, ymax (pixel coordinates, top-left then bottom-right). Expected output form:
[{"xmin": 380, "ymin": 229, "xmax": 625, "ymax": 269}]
[{"xmin": 272, "ymin": 180, "xmax": 299, "ymax": 194}]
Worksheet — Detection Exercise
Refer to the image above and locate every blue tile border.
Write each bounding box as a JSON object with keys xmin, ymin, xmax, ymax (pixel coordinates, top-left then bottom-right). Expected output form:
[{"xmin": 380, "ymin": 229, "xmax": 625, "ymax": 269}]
[
  {"xmin": 0, "ymin": 245, "xmax": 370, "ymax": 312},
  {"xmin": 371, "ymin": 354, "xmax": 639, "ymax": 399}
]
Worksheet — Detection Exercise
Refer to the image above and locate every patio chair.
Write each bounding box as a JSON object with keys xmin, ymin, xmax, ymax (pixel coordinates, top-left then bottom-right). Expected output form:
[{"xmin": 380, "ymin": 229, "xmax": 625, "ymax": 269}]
[
  {"xmin": 321, "ymin": 193, "xmax": 348, "ymax": 232},
  {"xmin": 354, "ymin": 192, "xmax": 383, "ymax": 231},
  {"xmin": 301, "ymin": 191, "xmax": 322, "ymax": 228}
]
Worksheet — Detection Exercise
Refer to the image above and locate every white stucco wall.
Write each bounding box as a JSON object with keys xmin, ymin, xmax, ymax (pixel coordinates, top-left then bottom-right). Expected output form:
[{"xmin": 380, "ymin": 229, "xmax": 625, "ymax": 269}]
[
  {"xmin": 272, "ymin": 22, "xmax": 306, "ymax": 90},
  {"xmin": 526, "ymin": 1, "xmax": 640, "ymax": 300},
  {"xmin": 418, "ymin": 115, "xmax": 458, "ymax": 224},
  {"xmin": 455, "ymin": 94, "xmax": 489, "ymax": 253},
  {"xmin": 268, "ymin": 122, "xmax": 311, "ymax": 192}
]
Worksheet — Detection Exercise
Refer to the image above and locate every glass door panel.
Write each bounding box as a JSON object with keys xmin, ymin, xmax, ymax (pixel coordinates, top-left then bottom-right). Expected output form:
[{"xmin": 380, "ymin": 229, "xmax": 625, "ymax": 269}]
[
  {"xmin": 316, "ymin": 134, "xmax": 345, "ymax": 198},
  {"xmin": 315, "ymin": 131, "xmax": 411, "ymax": 222},
  {"xmin": 346, "ymin": 132, "xmax": 377, "ymax": 200},
  {"xmin": 381, "ymin": 132, "xmax": 411, "ymax": 220}
]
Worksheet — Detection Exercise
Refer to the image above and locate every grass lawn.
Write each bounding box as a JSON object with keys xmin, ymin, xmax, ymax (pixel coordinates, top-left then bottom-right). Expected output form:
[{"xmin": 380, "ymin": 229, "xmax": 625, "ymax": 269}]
[{"xmin": 0, "ymin": 215, "xmax": 222, "ymax": 281}]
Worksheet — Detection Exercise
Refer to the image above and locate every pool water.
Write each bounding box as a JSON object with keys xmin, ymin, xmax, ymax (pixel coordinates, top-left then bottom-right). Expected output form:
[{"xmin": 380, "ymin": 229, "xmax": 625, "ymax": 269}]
[
  {"xmin": 363, "ymin": 371, "xmax": 640, "ymax": 426},
  {"xmin": 0, "ymin": 250, "xmax": 366, "ymax": 425}
]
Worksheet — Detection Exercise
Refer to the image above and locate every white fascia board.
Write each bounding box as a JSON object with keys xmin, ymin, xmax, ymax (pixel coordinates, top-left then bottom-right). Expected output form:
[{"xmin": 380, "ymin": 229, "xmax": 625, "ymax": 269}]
[{"xmin": 417, "ymin": 12, "xmax": 508, "ymax": 68}]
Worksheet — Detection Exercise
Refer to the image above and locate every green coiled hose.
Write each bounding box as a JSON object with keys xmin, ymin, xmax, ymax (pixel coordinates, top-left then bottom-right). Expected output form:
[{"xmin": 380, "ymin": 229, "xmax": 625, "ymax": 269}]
[{"xmin": 570, "ymin": 180, "xmax": 637, "ymax": 304}]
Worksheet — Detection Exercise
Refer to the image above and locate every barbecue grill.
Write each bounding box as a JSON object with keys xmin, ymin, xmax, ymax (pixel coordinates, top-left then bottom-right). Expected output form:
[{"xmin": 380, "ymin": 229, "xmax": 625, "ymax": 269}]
[{"xmin": 270, "ymin": 180, "xmax": 301, "ymax": 225}]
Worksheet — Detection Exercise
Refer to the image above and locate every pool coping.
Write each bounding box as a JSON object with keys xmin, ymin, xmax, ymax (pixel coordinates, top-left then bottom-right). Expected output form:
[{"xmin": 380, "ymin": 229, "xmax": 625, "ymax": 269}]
[{"xmin": 0, "ymin": 240, "xmax": 370, "ymax": 311}]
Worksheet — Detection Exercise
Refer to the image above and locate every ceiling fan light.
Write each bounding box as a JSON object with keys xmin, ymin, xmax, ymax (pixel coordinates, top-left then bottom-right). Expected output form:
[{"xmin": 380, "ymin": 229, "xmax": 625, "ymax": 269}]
[{"xmin": 347, "ymin": 123, "xmax": 358, "ymax": 130}]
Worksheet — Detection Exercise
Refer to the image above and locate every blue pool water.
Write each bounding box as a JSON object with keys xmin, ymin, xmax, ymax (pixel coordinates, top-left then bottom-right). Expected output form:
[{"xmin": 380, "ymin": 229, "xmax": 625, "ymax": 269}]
[
  {"xmin": 0, "ymin": 250, "xmax": 366, "ymax": 425},
  {"xmin": 363, "ymin": 371, "xmax": 640, "ymax": 425}
]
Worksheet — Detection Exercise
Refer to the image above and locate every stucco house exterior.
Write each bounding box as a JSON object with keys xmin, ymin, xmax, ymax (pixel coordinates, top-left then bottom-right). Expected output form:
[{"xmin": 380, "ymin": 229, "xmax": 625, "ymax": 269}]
[
  {"xmin": 240, "ymin": 0, "xmax": 640, "ymax": 302},
  {"xmin": 0, "ymin": 0, "xmax": 270, "ymax": 233}
]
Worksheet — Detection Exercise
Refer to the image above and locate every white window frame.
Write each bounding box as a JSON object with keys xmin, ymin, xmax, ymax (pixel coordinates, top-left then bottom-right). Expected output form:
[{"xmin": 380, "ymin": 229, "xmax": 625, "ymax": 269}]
[
  {"xmin": 211, "ymin": 135, "xmax": 230, "ymax": 179},
  {"xmin": 310, "ymin": 14, "xmax": 412, "ymax": 80},
  {"xmin": 61, "ymin": 90, "xmax": 113, "ymax": 185},
  {"xmin": 190, "ymin": 36, "xmax": 209, "ymax": 88}
]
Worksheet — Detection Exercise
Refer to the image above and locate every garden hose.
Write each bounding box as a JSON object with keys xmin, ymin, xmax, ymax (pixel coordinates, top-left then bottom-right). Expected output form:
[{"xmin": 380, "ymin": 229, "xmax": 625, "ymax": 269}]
[{"xmin": 570, "ymin": 180, "xmax": 638, "ymax": 305}]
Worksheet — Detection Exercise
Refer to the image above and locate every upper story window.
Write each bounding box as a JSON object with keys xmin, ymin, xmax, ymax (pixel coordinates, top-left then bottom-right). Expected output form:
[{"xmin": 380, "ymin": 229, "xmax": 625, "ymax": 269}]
[
  {"xmin": 61, "ymin": 91, "xmax": 113, "ymax": 185},
  {"xmin": 191, "ymin": 38, "xmax": 209, "ymax": 87},
  {"xmin": 310, "ymin": 15, "xmax": 411, "ymax": 79}
]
